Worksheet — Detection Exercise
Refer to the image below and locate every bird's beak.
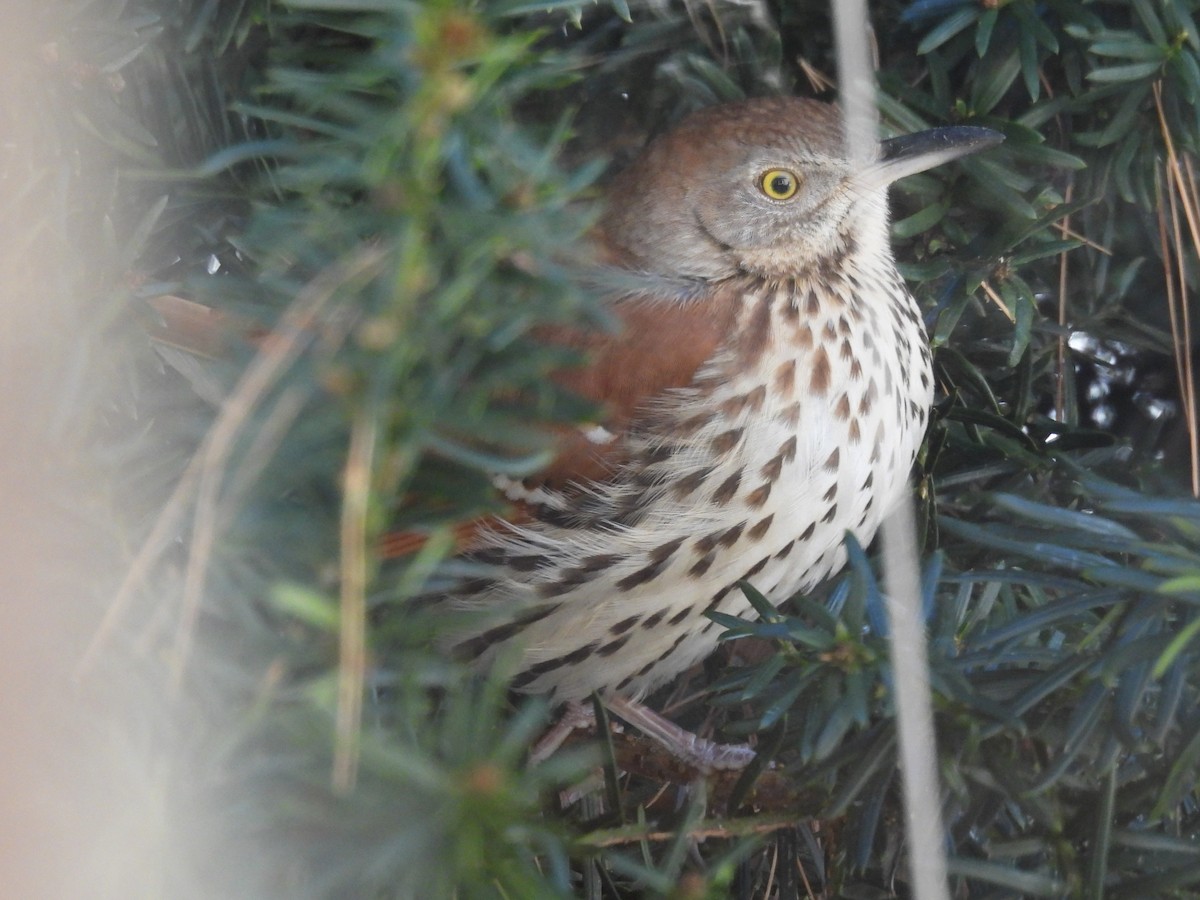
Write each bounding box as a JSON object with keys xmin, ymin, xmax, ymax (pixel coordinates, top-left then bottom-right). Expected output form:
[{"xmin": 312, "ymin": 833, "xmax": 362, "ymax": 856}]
[{"xmin": 867, "ymin": 125, "xmax": 1004, "ymax": 187}]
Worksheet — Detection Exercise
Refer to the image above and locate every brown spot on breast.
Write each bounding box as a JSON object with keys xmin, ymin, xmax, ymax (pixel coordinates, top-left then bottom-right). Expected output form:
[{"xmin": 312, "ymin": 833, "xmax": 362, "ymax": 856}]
[
  {"xmin": 610, "ymin": 615, "xmax": 641, "ymax": 635},
  {"xmin": 650, "ymin": 536, "xmax": 685, "ymax": 563},
  {"xmin": 518, "ymin": 640, "xmax": 600, "ymax": 685},
  {"xmin": 761, "ymin": 453, "xmax": 784, "ymax": 481},
  {"xmin": 774, "ymin": 359, "xmax": 797, "ymax": 394},
  {"xmin": 537, "ymin": 579, "xmax": 577, "ymax": 599},
  {"xmin": 713, "ymin": 469, "xmax": 743, "ymax": 504},
  {"xmin": 823, "ymin": 320, "xmax": 838, "ymax": 341},
  {"xmin": 778, "ymin": 401, "xmax": 802, "ymax": 427},
  {"xmin": 720, "ymin": 385, "xmax": 767, "ymax": 417},
  {"xmin": 696, "ymin": 521, "xmax": 746, "ymax": 553},
  {"xmin": 748, "ymin": 514, "xmax": 774, "ymax": 540},
  {"xmin": 806, "ymin": 291, "xmax": 821, "ymax": 316},
  {"xmin": 539, "ymin": 553, "xmax": 623, "ymax": 596},
  {"xmin": 711, "ymin": 428, "xmax": 744, "ymax": 455},
  {"xmin": 817, "ymin": 253, "xmax": 843, "ymax": 287},
  {"xmin": 667, "ymin": 607, "xmax": 692, "ymax": 626},
  {"xmin": 505, "ymin": 554, "xmax": 542, "ymax": 572},
  {"xmin": 863, "ymin": 378, "xmax": 878, "ymax": 406},
  {"xmin": 580, "ymin": 553, "xmax": 620, "ymax": 573},
  {"xmin": 672, "ymin": 466, "xmax": 714, "ymax": 499},
  {"xmin": 783, "ymin": 293, "xmax": 800, "ymax": 323},
  {"xmin": 774, "ymin": 539, "xmax": 795, "ymax": 559},
  {"xmin": 453, "ymin": 577, "xmax": 500, "ymax": 597},
  {"xmin": 657, "ymin": 631, "xmax": 689, "ymax": 660},
  {"xmin": 735, "ymin": 293, "xmax": 774, "ymax": 365},
  {"xmin": 633, "ymin": 658, "xmax": 658, "ymax": 678},
  {"xmin": 778, "ymin": 436, "xmax": 797, "ymax": 462},
  {"xmin": 456, "ymin": 604, "xmax": 561, "ymax": 660},
  {"xmin": 614, "ymin": 536, "xmax": 685, "ymax": 591},
  {"xmin": 642, "ymin": 609, "xmax": 668, "ymax": 629},
  {"xmin": 718, "ymin": 523, "xmax": 745, "ymax": 547},
  {"xmin": 810, "ymin": 347, "xmax": 831, "ymax": 395},
  {"xmin": 746, "ymin": 482, "xmax": 772, "ymax": 507},
  {"xmin": 799, "ymin": 522, "xmax": 816, "ymax": 541},
  {"xmin": 822, "ymin": 483, "xmax": 837, "ymax": 502},
  {"xmin": 840, "ymin": 338, "xmax": 854, "ymax": 360},
  {"xmin": 597, "ymin": 634, "xmax": 632, "ymax": 657},
  {"xmin": 703, "ymin": 590, "xmax": 732, "ymax": 616},
  {"xmin": 796, "ymin": 324, "xmax": 813, "ymax": 348},
  {"xmin": 850, "ymin": 359, "xmax": 863, "ymax": 381},
  {"xmin": 743, "ymin": 557, "xmax": 768, "ymax": 579},
  {"xmin": 676, "ymin": 411, "xmax": 716, "ymax": 435},
  {"xmin": 640, "ymin": 443, "xmax": 675, "ymax": 465},
  {"xmin": 824, "ymin": 447, "xmax": 840, "ymax": 471},
  {"xmin": 835, "ymin": 392, "xmax": 851, "ymax": 420},
  {"xmin": 631, "ymin": 468, "xmax": 662, "ymax": 490},
  {"xmin": 849, "ymin": 420, "xmax": 861, "ymax": 443},
  {"xmin": 689, "ymin": 551, "xmax": 716, "ymax": 577},
  {"xmin": 822, "ymin": 503, "xmax": 838, "ymax": 523}
]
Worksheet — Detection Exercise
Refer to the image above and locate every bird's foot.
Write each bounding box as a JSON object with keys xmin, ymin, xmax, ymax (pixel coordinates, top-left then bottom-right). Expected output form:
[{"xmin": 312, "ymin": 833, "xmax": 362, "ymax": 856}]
[
  {"xmin": 528, "ymin": 701, "xmax": 612, "ymax": 766},
  {"xmin": 605, "ymin": 695, "xmax": 756, "ymax": 772},
  {"xmin": 530, "ymin": 695, "xmax": 755, "ymax": 781}
]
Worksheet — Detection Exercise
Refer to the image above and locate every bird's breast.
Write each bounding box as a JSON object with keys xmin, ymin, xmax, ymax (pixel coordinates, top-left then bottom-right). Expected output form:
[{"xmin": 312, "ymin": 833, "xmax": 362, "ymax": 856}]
[
  {"xmin": 659, "ymin": 265, "xmax": 933, "ymax": 601},
  {"xmin": 448, "ymin": 258, "xmax": 933, "ymax": 702}
]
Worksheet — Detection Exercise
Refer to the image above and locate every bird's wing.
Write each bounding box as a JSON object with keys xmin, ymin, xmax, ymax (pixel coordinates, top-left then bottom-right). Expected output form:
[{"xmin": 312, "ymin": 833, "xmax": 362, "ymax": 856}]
[{"xmin": 142, "ymin": 286, "xmax": 739, "ymax": 554}]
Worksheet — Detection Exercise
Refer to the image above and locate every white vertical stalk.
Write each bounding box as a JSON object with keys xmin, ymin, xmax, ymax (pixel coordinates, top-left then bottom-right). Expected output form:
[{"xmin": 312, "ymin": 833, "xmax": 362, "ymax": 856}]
[
  {"xmin": 881, "ymin": 495, "xmax": 950, "ymax": 900},
  {"xmin": 832, "ymin": 0, "xmax": 878, "ymax": 165},
  {"xmin": 833, "ymin": 3, "xmax": 952, "ymax": 895}
]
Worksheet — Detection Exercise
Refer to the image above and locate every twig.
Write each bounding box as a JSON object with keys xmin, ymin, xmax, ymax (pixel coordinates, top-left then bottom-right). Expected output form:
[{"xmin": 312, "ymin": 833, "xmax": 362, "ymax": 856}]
[
  {"xmin": 76, "ymin": 245, "xmax": 387, "ymax": 682},
  {"xmin": 575, "ymin": 811, "xmax": 808, "ymax": 849},
  {"xmin": 333, "ymin": 407, "xmax": 377, "ymax": 793},
  {"xmin": 979, "ymin": 279, "xmax": 1015, "ymax": 322},
  {"xmin": 1154, "ymin": 81, "xmax": 1200, "ymax": 496},
  {"xmin": 1056, "ymin": 181, "xmax": 1073, "ymax": 422}
]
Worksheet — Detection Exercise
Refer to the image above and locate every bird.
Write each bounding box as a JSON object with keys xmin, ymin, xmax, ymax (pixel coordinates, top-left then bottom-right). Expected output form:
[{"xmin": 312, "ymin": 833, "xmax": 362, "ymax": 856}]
[
  {"xmin": 146, "ymin": 95, "xmax": 1000, "ymax": 768},
  {"xmin": 433, "ymin": 96, "xmax": 1002, "ymax": 763}
]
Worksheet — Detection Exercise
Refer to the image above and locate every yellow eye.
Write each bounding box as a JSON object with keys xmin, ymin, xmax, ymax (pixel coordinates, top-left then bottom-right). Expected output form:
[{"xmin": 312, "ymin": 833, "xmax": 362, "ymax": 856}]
[{"xmin": 760, "ymin": 169, "xmax": 800, "ymax": 200}]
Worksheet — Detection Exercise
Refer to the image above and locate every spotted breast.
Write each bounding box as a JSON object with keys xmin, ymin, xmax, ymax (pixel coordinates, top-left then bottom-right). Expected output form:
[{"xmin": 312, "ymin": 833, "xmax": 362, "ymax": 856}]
[{"xmin": 445, "ymin": 96, "xmax": 998, "ymax": 704}]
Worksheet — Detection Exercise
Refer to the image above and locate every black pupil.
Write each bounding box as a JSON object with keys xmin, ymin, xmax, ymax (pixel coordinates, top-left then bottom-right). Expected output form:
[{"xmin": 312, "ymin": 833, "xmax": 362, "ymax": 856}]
[{"xmin": 770, "ymin": 174, "xmax": 792, "ymax": 195}]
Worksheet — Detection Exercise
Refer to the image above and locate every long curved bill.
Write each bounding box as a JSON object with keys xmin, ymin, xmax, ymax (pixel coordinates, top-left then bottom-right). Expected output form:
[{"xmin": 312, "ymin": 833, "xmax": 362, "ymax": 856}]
[{"xmin": 865, "ymin": 125, "xmax": 1004, "ymax": 188}]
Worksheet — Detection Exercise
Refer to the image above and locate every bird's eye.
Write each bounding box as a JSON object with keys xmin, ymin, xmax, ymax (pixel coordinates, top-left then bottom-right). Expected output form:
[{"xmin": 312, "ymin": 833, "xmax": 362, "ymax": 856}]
[{"xmin": 760, "ymin": 169, "xmax": 800, "ymax": 200}]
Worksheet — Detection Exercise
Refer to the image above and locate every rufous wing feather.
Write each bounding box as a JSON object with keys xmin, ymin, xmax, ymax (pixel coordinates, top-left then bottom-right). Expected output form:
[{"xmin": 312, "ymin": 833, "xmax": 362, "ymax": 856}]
[{"xmin": 142, "ymin": 287, "xmax": 734, "ymax": 556}]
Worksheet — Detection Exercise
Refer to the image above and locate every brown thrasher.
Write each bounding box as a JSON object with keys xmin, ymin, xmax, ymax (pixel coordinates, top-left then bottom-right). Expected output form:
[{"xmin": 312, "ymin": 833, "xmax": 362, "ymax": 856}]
[
  {"xmin": 430, "ymin": 97, "xmax": 1000, "ymax": 762},
  {"xmin": 149, "ymin": 96, "xmax": 999, "ymax": 767}
]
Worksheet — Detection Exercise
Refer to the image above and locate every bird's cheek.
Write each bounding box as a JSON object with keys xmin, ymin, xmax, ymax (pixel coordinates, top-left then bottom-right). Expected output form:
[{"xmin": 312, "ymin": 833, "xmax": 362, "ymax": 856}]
[{"xmin": 695, "ymin": 199, "xmax": 764, "ymax": 251}]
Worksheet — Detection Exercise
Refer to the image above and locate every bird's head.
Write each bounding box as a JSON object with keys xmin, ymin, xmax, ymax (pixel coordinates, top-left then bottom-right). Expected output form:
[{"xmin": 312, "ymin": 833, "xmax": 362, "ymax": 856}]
[{"xmin": 597, "ymin": 96, "xmax": 1002, "ymax": 284}]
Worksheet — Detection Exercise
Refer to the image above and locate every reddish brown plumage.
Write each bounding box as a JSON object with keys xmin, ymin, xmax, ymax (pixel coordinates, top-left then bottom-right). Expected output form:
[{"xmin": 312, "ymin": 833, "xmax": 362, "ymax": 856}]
[
  {"xmin": 530, "ymin": 287, "xmax": 740, "ymax": 488},
  {"xmin": 146, "ymin": 96, "xmax": 1000, "ymax": 718}
]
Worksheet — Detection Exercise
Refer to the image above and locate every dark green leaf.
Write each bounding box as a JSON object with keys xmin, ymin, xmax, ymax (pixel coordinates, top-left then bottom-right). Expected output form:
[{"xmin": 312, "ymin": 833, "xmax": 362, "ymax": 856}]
[{"xmin": 917, "ymin": 8, "xmax": 980, "ymax": 55}]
